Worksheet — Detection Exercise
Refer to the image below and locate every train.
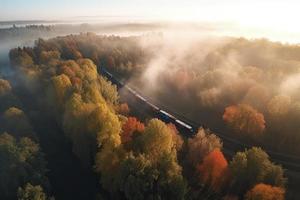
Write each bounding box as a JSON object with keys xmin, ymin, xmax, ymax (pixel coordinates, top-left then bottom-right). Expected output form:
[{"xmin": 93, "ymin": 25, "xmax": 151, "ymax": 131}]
[{"xmin": 99, "ymin": 67, "xmax": 195, "ymax": 134}]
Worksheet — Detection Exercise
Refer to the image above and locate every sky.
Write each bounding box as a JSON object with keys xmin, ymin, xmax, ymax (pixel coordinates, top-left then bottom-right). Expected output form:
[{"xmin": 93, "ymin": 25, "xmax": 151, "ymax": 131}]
[
  {"xmin": 0, "ymin": 0, "xmax": 298, "ymax": 22},
  {"xmin": 1, "ymin": 0, "xmax": 300, "ymax": 42}
]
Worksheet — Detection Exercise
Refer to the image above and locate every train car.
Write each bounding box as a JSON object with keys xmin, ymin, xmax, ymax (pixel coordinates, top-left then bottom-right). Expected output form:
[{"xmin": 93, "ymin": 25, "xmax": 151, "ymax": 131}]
[
  {"xmin": 159, "ymin": 110, "xmax": 176, "ymax": 120},
  {"xmin": 146, "ymin": 101, "xmax": 160, "ymax": 111},
  {"xmin": 101, "ymin": 68, "xmax": 112, "ymax": 78},
  {"xmin": 135, "ymin": 93, "xmax": 147, "ymax": 102},
  {"xmin": 125, "ymin": 85, "xmax": 137, "ymax": 95},
  {"xmin": 106, "ymin": 71, "xmax": 113, "ymax": 78},
  {"xmin": 158, "ymin": 109, "xmax": 177, "ymax": 123},
  {"xmin": 175, "ymin": 119, "xmax": 194, "ymax": 133}
]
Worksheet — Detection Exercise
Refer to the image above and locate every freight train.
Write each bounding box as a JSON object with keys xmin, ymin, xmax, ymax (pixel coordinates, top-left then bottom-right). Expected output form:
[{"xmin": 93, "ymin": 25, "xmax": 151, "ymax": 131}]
[{"xmin": 99, "ymin": 67, "xmax": 195, "ymax": 134}]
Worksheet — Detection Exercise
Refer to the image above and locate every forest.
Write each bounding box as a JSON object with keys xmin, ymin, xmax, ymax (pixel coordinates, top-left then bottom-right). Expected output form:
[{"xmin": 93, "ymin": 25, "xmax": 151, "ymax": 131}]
[{"xmin": 0, "ymin": 32, "xmax": 297, "ymax": 200}]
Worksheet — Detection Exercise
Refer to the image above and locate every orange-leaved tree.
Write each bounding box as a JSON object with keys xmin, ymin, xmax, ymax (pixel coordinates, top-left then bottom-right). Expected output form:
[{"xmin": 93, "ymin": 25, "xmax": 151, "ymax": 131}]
[
  {"xmin": 121, "ymin": 117, "xmax": 145, "ymax": 144},
  {"xmin": 223, "ymin": 104, "xmax": 265, "ymax": 136},
  {"xmin": 245, "ymin": 183, "xmax": 285, "ymax": 200},
  {"xmin": 197, "ymin": 149, "xmax": 228, "ymax": 191}
]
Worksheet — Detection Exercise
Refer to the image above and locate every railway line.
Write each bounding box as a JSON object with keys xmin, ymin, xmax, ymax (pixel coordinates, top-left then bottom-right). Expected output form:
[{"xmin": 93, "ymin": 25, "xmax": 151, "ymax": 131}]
[{"xmin": 99, "ymin": 66, "xmax": 300, "ymax": 172}]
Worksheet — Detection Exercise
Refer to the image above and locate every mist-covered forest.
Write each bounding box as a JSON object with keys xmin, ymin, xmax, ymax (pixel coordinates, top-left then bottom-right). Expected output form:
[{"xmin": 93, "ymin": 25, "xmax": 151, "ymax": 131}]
[
  {"xmin": 29, "ymin": 33, "xmax": 300, "ymax": 156},
  {"xmin": 1, "ymin": 30, "xmax": 299, "ymax": 200}
]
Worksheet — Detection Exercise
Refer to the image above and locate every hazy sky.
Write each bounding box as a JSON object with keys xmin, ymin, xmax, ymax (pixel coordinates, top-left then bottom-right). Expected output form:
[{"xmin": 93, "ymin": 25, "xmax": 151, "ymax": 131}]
[
  {"xmin": 0, "ymin": 0, "xmax": 297, "ymax": 21},
  {"xmin": 1, "ymin": 0, "xmax": 300, "ymax": 39}
]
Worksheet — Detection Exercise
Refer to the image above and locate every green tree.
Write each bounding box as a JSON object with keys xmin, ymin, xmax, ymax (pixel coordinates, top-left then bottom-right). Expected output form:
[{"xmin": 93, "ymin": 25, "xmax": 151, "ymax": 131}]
[{"xmin": 229, "ymin": 147, "xmax": 285, "ymax": 195}]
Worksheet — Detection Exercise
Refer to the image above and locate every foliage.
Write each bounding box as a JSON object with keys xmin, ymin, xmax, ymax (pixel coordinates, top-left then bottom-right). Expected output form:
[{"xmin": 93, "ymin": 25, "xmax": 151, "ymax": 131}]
[
  {"xmin": 0, "ymin": 133, "xmax": 48, "ymax": 200},
  {"xmin": 197, "ymin": 149, "xmax": 228, "ymax": 191},
  {"xmin": 244, "ymin": 183, "xmax": 285, "ymax": 200},
  {"xmin": 223, "ymin": 104, "xmax": 265, "ymax": 136},
  {"xmin": 0, "ymin": 79, "xmax": 12, "ymax": 96},
  {"xmin": 187, "ymin": 128, "xmax": 222, "ymax": 167},
  {"xmin": 229, "ymin": 147, "xmax": 285, "ymax": 195},
  {"xmin": 1, "ymin": 107, "xmax": 35, "ymax": 138},
  {"xmin": 17, "ymin": 183, "xmax": 47, "ymax": 200},
  {"xmin": 121, "ymin": 117, "xmax": 145, "ymax": 145}
]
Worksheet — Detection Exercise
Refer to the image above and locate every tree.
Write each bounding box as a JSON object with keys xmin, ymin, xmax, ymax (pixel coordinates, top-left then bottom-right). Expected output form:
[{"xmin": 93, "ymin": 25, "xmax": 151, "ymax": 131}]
[
  {"xmin": 117, "ymin": 153, "xmax": 186, "ymax": 200},
  {"xmin": 0, "ymin": 133, "xmax": 48, "ymax": 200},
  {"xmin": 9, "ymin": 48, "xmax": 34, "ymax": 68},
  {"xmin": 2, "ymin": 107, "xmax": 35, "ymax": 138},
  {"xmin": 187, "ymin": 128, "xmax": 222, "ymax": 167},
  {"xmin": 223, "ymin": 104, "xmax": 265, "ymax": 136},
  {"xmin": 167, "ymin": 123, "xmax": 184, "ymax": 151},
  {"xmin": 92, "ymin": 104, "xmax": 123, "ymax": 191},
  {"xmin": 114, "ymin": 119, "xmax": 187, "ymax": 199},
  {"xmin": 244, "ymin": 183, "xmax": 285, "ymax": 200},
  {"xmin": 39, "ymin": 50, "xmax": 60, "ymax": 64},
  {"xmin": 0, "ymin": 79, "xmax": 12, "ymax": 96},
  {"xmin": 17, "ymin": 183, "xmax": 47, "ymax": 200},
  {"xmin": 89, "ymin": 104, "xmax": 122, "ymax": 148},
  {"xmin": 138, "ymin": 119, "xmax": 174, "ymax": 161},
  {"xmin": 229, "ymin": 147, "xmax": 285, "ymax": 195},
  {"xmin": 77, "ymin": 58, "xmax": 98, "ymax": 82},
  {"xmin": 121, "ymin": 117, "xmax": 145, "ymax": 144},
  {"xmin": 47, "ymin": 74, "xmax": 72, "ymax": 111},
  {"xmin": 0, "ymin": 80, "xmax": 20, "ymax": 113},
  {"xmin": 117, "ymin": 103, "xmax": 130, "ymax": 115},
  {"xmin": 197, "ymin": 149, "xmax": 228, "ymax": 191},
  {"xmin": 98, "ymin": 76, "xmax": 119, "ymax": 105},
  {"xmin": 63, "ymin": 93, "xmax": 97, "ymax": 165}
]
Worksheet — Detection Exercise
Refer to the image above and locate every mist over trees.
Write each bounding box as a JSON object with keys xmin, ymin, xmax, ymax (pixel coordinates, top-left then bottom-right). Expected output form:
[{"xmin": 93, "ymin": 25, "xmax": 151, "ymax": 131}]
[
  {"xmin": 0, "ymin": 32, "xmax": 293, "ymax": 199},
  {"xmin": 38, "ymin": 33, "xmax": 300, "ymax": 156}
]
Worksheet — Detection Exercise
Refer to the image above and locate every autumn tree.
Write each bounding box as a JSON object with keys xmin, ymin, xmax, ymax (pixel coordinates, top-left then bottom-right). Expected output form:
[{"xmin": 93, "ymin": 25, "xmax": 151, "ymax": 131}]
[
  {"xmin": 47, "ymin": 74, "xmax": 72, "ymax": 112},
  {"xmin": 121, "ymin": 117, "xmax": 145, "ymax": 145},
  {"xmin": 9, "ymin": 48, "xmax": 34, "ymax": 68},
  {"xmin": 2, "ymin": 107, "xmax": 35, "ymax": 139},
  {"xmin": 137, "ymin": 119, "xmax": 175, "ymax": 161},
  {"xmin": 223, "ymin": 104, "xmax": 265, "ymax": 136},
  {"xmin": 229, "ymin": 147, "xmax": 285, "ymax": 195},
  {"xmin": 117, "ymin": 103, "xmax": 130, "ymax": 115},
  {"xmin": 39, "ymin": 50, "xmax": 60, "ymax": 64},
  {"xmin": 98, "ymin": 76, "xmax": 119, "ymax": 105},
  {"xmin": 93, "ymin": 104, "xmax": 123, "ymax": 191},
  {"xmin": 0, "ymin": 133, "xmax": 48, "ymax": 200},
  {"xmin": 77, "ymin": 58, "xmax": 98, "ymax": 82},
  {"xmin": 0, "ymin": 80, "xmax": 21, "ymax": 112},
  {"xmin": 244, "ymin": 183, "xmax": 285, "ymax": 200},
  {"xmin": 117, "ymin": 120, "xmax": 186, "ymax": 199},
  {"xmin": 167, "ymin": 123, "xmax": 184, "ymax": 151},
  {"xmin": 17, "ymin": 183, "xmax": 48, "ymax": 200},
  {"xmin": 197, "ymin": 149, "xmax": 228, "ymax": 191},
  {"xmin": 0, "ymin": 79, "xmax": 12, "ymax": 96},
  {"xmin": 187, "ymin": 128, "xmax": 222, "ymax": 167},
  {"xmin": 63, "ymin": 93, "xmax": 97, "ymax": 165},
  {"xmin": 117, "ymin": 153, "xmax": 187, "ymax": 200}
]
